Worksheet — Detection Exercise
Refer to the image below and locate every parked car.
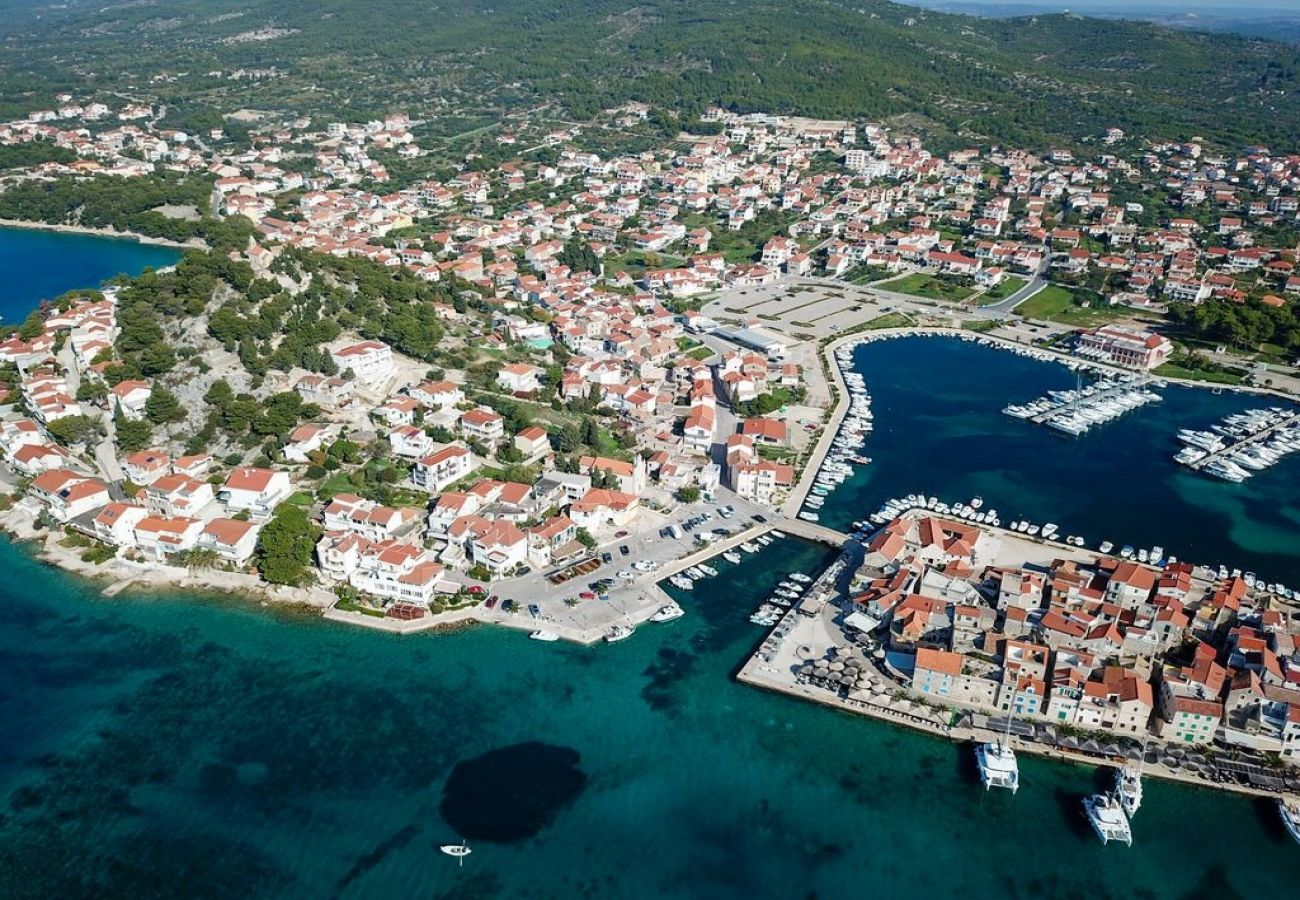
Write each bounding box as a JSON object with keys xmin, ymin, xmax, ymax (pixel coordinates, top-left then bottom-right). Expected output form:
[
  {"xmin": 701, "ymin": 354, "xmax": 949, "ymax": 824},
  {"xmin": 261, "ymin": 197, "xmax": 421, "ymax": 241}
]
[
  {"xmin": 619, "ymin": 544, "xmax": 630, "ymax": 556},
  {"xmin": 486, "ymin": 595, "xmax": 499, "ymax": 609},
  {"xmin": 752, "ymin": 513, "xmax": 768, "ymax": 523},
  {"xmin": 602, "ymin": 551, "xmax": 614, "ymax": 564},
  {"xmin": 527, "ymin": 603, "xmax": 541, "ymax": 618},
  {"xmin": 615, "ymin": 530, "xmax": 629, "ymax": 538}
]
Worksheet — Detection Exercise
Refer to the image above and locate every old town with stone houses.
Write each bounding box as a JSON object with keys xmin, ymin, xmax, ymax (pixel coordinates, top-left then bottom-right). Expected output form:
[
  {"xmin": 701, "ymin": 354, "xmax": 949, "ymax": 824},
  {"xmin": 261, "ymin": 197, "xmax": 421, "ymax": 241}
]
[{"xmin": 832, "ymin": 511, "xmax": 1300, "ymax": 762}]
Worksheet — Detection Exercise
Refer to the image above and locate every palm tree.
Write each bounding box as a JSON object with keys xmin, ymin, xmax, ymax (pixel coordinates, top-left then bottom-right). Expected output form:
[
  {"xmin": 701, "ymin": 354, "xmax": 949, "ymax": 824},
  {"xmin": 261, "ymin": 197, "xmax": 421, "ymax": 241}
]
[{"xmin": 181, "ymin": 548, "xmax": 220, "ymax": 572}]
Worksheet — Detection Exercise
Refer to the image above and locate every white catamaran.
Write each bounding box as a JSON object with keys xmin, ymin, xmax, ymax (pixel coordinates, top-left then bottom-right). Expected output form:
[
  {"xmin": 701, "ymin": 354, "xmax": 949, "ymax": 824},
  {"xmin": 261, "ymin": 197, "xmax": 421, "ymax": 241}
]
[
  {"xmin": 976, "ymin": 694, "xmax": 1019, "ymax": 793},
  {"xmin": 1083, "ymin": 792, "xmax": 1133, "ymax": 847}
]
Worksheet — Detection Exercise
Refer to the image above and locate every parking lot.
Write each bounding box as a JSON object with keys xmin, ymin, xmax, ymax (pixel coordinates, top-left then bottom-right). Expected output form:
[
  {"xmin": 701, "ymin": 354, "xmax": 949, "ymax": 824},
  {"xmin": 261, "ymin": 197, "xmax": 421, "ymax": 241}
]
[{"xmin": 475, "ymin": 492, "xmax": 774, "ymax": 639}]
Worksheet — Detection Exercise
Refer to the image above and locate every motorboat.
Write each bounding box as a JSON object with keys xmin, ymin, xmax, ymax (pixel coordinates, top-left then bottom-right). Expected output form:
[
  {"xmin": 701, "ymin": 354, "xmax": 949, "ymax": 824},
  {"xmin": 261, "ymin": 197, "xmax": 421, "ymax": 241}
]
[
  {"xmin": 529, "ymin": 630, "xmax": 559, "ymax": 642},
  {"xmin": 1115, "ymin": 764, "xmax": 1142, "ymax": 817},
  {"xmin": 649, "ymin": 603, "xmax": 685, "ymax": 623},
  {"xmin": 605, "ymin": 624, "xmax": 635, "ymax": 643},
  {"xmin": 1279, "ymin": 797, "xmax": 1300, "ymax": 846}
]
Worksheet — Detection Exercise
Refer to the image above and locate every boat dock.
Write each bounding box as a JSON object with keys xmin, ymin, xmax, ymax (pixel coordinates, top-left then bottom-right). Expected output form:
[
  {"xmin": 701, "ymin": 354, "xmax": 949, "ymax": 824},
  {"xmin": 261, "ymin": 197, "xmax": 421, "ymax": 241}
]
[
  {"xmin": 1186, "ymin": 410, "xmax": 1300, "ymax": 474},
  {"xmin": 1002, "ymin": 374, "xmax": 1160, "ymax": 435},
  {"xmin": 1027, "ymin": 377, "xmax": 1151, "ymax": 424}
]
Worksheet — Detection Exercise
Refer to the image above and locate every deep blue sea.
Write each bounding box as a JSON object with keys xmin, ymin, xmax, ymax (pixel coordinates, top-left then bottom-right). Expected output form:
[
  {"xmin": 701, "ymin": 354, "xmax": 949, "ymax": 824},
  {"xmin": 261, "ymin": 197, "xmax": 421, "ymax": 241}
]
[
  {"xmin": 0, "ymin": 226, "xmax": 181, "ymax": 321},
  {"xmin": 2, "ymin": 534, "xmax": 1298, "ymax": 899},
  {"xmin": 819, "ymin": 335, "xmax": 1300, "ymax": 584}
]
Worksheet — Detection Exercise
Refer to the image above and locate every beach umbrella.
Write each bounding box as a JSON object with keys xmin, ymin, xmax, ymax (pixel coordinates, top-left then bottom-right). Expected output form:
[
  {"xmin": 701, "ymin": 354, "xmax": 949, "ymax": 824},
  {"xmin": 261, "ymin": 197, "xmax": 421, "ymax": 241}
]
[
  {"xmin": 1125, "ymin": 746, "xmax": 1143, "ymax": 761},
  {"xmin": 873, "ymin": 649, "xmax": 886, "ymax": 660},
  {"xmin": 1081, "ymin": 739, "xmax": 1102, "ymax": 754},
  {"xmin": 1059, "ymin": 736, "xmax": 1079, "ymax": 750},
  {"xmin": 1102, "ymin": 744, "xmax": 1121, "ymax": 757},
  {"xmin": 871, "ymin": 682, "xmax": 886, "ymax": 694},
  {"xmin": 1165, "ymin": 757, "xmax": 1180, "ymax": 769},
  {"xmin": 830, "ymin": 661, "xmax": 845, "ymax": 672}
]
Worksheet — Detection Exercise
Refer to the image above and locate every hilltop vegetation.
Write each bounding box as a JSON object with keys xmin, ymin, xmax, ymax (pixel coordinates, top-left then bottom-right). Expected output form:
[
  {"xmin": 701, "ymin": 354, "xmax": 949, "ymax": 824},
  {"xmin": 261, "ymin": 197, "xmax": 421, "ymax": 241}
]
[{"xmin": 0, "ymin": 0, "xmax": 1297, "ymax": 150}]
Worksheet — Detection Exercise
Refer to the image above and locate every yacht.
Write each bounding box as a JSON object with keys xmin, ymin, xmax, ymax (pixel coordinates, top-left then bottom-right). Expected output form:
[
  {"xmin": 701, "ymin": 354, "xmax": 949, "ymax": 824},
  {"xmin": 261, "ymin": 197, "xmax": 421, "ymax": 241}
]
[
  {"xmin": 529, "ymin": 630, "xmax": 560, "ymax": 642},
  {"xmin": 1099, "ymin": 541, "xmax": 1114, "ymax": 554},
  {"xmin": 1115, "ymin": 765, "xmax": 1142, "ymax": 817},
  {"xmin": 668, "ymin": 574, "xmax": 694, "ymax": 591},
  {"xmin": 740, "ymin": 541, "xmax": 760, "ymax": 553},
  {"xmin": 1083, "ymin": 792, "xmax": 1133, "ymax": 846},
  {"xmin": 649, "ymin": 603, "xmax": 685, "ymax": 623},
  {"xmin": 723, "ymin": 550, "xmax": 742, "ymax": 564},
  {"xmin": 790, "ymin": 573, "xmax": 812, "ymax": 583},
  {"xmin": 698, "ymin": 563, "xmax": 718, "ymax": 578},
  {"xmin": 440, "ymin": 841, "xmax": 472, "ymax": 866},
  {"xmin": 605, "ymin": 624, "xmax": 635, "ymax": 643},
  {"xmin": 799, "ymin": 512, "xmax": 821, "ymax": 522},
  {"xmin": 975, "ymin": 741, "xmax": 1019, "ymax": 793},
  {"xmin": 1279, "ymin": 797, "xmax": 1300, "ymax": 846}
]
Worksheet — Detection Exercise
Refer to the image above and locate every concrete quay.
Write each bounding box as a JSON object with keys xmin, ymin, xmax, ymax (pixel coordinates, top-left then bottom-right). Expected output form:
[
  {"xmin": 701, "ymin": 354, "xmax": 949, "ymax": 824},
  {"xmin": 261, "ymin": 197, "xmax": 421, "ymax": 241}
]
[{"xmin": 735, "ymin": 585, "xmax": 1286, "ymax": 801}]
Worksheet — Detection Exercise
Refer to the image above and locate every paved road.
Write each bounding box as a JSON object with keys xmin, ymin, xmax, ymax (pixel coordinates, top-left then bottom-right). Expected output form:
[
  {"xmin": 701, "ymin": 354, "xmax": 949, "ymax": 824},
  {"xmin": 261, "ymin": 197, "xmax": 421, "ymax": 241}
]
[{"xmin": 979, "ymin": 273, "xmax": 1048, "ymax": 315}]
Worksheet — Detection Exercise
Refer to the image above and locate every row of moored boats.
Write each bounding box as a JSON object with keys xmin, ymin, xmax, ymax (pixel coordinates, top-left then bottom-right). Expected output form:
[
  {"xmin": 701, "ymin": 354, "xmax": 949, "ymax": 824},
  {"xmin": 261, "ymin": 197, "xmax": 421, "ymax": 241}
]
[
  {"xmin": 802, "ymin": 360, "xmax": 875, "ymax": 522},
  {"xmin": 1003, "ymin": 375, "xmax": 1162, "ymax": 437},
  {"xmin": 1175, "ymin": 407, "xmax": 1300, "ymax": 482},
  {"xmin": 750, "ymin": 571, "xmax": 812, "ymax": 625}
]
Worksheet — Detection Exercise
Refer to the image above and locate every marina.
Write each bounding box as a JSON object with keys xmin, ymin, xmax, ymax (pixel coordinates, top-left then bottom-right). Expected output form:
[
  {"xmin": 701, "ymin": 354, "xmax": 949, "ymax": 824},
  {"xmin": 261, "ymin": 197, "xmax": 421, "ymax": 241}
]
[
  {"xmin": 813, "ymin": 334, "xmax": 1300, "ymax": 584},
  {"xmin": 1174, "ymin": 407, "xmax": 1300, "ymax": 481}
]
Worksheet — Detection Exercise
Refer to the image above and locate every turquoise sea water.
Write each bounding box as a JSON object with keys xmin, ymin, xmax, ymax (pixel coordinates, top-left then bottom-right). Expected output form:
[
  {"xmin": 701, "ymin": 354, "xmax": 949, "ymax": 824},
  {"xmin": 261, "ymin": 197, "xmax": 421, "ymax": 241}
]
[
  {"xmin": 2, "ymin": 535, "xmax": 1298, "ymax": 898},
  {"xmin": 819, "ymin": 335, "xmax": 1300, "ymax": 584},
  {"xmin": 0, "ymin": 226, "xmax": 182, "ymax": 321}
]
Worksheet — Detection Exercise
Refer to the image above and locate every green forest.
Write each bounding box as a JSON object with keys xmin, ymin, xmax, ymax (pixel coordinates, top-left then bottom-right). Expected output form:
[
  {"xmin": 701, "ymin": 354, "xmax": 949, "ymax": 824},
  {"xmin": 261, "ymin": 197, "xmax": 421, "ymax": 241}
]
[{"xmin": 0, "ymin": 0, "xmax": 1297, "ymax": 151}]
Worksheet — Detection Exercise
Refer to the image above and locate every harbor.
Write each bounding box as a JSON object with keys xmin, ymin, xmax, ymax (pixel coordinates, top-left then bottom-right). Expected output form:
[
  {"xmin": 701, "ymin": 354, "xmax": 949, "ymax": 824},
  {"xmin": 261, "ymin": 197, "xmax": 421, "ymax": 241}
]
[{"xmin": 811, "ymin": 332, "xmax": 1300, "ymax": 584}]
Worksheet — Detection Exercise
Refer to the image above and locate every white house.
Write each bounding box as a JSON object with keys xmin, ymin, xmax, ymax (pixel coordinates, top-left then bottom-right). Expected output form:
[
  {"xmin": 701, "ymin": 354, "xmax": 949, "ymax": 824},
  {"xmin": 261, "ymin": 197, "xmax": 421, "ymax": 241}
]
[
  {"xmin": 388, "ymin": 424, "xmax": 434, "ymax": 459},
  {"xmin": 110, "ymin": 380, "xmax": 152, "ymax": 420},
  {"xmin": 282, "ymin": 424, "xmax": 330, "ymax": 463},
  {"xmin": 331, "ymin": 339, "xmax": 395, "ymax": 385},
  {"xmin": 322, "ymin": 493, "xmax": 417, "ymax": 541},
  {"xmin": 219, "ymin": 467, "xmax": 293, "ymax": 517},
  {"xmin": 407, "ymin": 380, "xmax": 464, "ymax": 409},
  {"xmin": 29, "ymin": 469, "xmax": 110, "ymax": 521},
  {"xmin": 411, "ymin": 444, "xmax": 476, "ymax": 492},
  {"xmin": 496, "ymin": 363, "xmax": 542, "ymax": 394},
  {"xmin": 133, "ymin": 515, "xmax": 204, "ymax": 560},
  {"xmin": 197, "ymin": 518, "xmax": 261, "ymax": 565},
  {"xmin": 142, "ymin": 474, "xmax": 215, "ymax": 518},
  {"xmin": 92, "ymin": 502, "xmax": 149, "ymax": 546}
]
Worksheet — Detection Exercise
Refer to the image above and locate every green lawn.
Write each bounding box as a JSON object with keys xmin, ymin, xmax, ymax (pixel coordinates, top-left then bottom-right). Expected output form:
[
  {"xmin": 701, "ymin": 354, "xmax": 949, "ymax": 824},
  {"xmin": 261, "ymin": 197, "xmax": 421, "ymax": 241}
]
[
  {"xmin": 863, "ymin": 312, "xmax": 915, "ymax": 330},
  {"xmin": 976, "ymin": 275, "xmax": 1027, "ymax": 305},
  {"xmin": 1014, "ymin": 285, "xmax": 1132, "ymax": 327},
  {"xmin": 1152, "ymin": 363, "xmax": 1244, "ymax": 386},
  {"xmin": 877, "ymin": 273, "xmax": 974, "ymax": 303}
]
